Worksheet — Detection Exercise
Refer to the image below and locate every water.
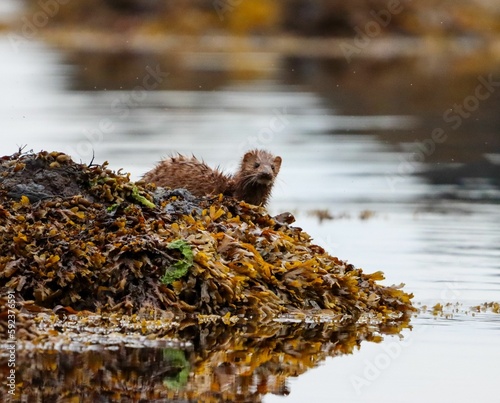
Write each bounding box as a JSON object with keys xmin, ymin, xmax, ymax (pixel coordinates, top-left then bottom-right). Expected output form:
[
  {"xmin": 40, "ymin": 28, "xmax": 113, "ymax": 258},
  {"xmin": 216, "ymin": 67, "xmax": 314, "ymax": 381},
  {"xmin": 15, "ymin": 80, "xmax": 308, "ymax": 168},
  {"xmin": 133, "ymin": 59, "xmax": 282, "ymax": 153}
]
[{"xmin": 1, "ymin": 35, "xmax": 499, "ymax": 402}]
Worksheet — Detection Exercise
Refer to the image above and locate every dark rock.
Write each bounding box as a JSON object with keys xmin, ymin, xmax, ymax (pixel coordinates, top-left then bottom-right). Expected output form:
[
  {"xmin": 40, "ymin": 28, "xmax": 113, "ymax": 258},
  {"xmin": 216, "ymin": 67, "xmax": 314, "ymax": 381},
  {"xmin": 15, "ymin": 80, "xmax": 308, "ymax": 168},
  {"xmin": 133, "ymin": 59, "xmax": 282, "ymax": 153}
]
[{"xmin": 153, "ymin": 187, "xmax": 203, "ymax": 216}]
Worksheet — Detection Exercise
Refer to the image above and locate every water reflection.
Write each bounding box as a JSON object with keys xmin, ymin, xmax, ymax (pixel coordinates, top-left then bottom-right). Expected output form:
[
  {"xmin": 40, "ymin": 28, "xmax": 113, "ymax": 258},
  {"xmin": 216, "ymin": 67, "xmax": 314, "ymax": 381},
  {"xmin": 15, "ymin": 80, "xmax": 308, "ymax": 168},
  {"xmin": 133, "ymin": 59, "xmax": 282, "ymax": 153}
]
[
  {"xmin": 2, "ymin": 37, "xmax": 499, "ymax": 203},
  {"xmin": 60, "ymin": 49, "xmax": 500, "ymax": 202},
  {"xmin": 3, "ymin": 320, "xmax": 409, "ymax": 402},
  {"xmin": 281, "ymin": 57, "xmax": 500, "ymax": 201},
  {"xmin": 65, "ymin": 50, "xmax": 275, "ymax": 92},
  {"xmin": 422, "ymin": 157, "xmax": 500, "ymax": 200}
]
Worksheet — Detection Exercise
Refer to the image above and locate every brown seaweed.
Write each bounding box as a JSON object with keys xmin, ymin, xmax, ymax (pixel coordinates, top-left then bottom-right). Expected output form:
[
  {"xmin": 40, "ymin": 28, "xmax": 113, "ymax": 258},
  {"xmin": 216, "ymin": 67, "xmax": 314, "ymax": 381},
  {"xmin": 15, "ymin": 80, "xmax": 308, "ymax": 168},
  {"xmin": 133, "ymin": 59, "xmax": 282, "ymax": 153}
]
[{"xmin": 0, "ymin": 150, "xmax": 415, "ymax": 327}]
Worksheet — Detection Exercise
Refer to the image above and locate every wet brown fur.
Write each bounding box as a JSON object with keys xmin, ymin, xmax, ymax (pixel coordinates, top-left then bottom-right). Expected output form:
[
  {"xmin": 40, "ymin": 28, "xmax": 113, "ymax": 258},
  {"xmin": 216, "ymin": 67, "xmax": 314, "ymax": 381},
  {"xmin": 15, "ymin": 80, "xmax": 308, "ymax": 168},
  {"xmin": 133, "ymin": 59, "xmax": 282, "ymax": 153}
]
[
  {"xmin": 142, "ymin": 150, "xmax": 281, "ymax": 206},
  {"xmin": 230, "ymin": 150, "xmax": 282, "ymax": 206}
]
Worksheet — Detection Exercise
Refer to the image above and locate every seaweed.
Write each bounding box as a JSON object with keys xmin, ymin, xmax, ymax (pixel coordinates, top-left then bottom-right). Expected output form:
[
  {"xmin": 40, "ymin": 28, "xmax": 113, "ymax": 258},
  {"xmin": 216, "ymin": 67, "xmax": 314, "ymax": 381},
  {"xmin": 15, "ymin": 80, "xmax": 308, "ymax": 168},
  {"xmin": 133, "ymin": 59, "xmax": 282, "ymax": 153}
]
[
  {"xmin": 162, "ymin": 348, "xmax": 191, "ymax": 390},
  {"xmin": 131, "ymin": 185, "xmax": 156, "ymax": 209},
  {"xmin": 0, "ymin": 150, "xmax": 415, "ymax": 331},
  {"xmin": 160, "ymin": 240, "xmax": 194, "ymax": 285}
]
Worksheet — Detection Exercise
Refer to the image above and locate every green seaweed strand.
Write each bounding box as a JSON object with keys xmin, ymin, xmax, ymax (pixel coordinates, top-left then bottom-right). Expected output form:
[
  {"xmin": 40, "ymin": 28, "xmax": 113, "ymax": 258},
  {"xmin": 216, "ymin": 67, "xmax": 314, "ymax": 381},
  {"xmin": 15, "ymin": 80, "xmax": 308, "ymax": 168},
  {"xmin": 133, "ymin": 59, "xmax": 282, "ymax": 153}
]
[
  {"xmin": 161, "ymin": 240, "xmax": 194, "ymax": 285},
  {"xmin": 162, "ymin": 348, "xmax": 190, "ymax": 389},
  {"xmin": 131, "ymin": 185, "xmax": 155, "ymax": 208}
]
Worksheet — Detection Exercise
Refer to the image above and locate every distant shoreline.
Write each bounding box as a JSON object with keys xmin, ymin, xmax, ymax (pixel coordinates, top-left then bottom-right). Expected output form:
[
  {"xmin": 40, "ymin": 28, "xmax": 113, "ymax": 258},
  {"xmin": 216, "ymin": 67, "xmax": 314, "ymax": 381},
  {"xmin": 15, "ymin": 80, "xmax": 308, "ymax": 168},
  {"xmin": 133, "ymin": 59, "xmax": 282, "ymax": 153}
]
[{"xmin": 12, "ymin": 28, "xmax": 500, "ymax": 61}]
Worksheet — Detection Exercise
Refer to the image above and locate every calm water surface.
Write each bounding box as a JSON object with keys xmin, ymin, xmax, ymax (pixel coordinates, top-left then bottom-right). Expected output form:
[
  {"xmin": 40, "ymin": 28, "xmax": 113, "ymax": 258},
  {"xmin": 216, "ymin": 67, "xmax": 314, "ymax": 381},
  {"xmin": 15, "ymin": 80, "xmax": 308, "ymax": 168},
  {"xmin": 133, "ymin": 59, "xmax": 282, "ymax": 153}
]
[{"xmin": 1, "ymin": 37, "xmax": 499, "ymax": 402}]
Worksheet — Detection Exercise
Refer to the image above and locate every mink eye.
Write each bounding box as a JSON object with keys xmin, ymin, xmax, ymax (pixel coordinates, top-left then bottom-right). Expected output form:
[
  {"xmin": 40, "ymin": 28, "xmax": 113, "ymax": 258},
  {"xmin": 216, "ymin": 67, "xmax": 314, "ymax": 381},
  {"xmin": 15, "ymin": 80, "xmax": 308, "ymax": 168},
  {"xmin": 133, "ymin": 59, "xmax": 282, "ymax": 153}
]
[
  {"xmin": 271, "ymin": 165, "xmax": 275, "ymax": 171},
  {"xmin": 254, "ymin": 162, "xmax": 260, "ymax": 168}
]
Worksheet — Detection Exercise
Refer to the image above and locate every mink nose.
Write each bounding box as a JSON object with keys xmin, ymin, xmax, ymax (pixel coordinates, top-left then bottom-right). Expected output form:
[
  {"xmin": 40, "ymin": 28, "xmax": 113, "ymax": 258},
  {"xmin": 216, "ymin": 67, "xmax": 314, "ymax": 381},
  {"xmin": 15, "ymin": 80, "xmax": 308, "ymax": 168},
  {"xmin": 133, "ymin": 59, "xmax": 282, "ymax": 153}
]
[
  {"xmin": 257, "ymin": 171, "xmax": 273, "ymax": 184},
  {"xmin": 259, "ymin": 170, "xmax": 273, "ymax": 180}
]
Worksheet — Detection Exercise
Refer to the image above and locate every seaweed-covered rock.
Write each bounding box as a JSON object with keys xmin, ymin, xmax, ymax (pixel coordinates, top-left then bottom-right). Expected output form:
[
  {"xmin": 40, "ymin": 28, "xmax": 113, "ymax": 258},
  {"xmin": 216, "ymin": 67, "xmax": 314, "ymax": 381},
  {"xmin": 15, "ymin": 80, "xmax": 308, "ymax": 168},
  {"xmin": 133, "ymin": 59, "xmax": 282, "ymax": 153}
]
[{"xmin": 0, "ymin": 150, "xmax": 415, "ymax": 332}]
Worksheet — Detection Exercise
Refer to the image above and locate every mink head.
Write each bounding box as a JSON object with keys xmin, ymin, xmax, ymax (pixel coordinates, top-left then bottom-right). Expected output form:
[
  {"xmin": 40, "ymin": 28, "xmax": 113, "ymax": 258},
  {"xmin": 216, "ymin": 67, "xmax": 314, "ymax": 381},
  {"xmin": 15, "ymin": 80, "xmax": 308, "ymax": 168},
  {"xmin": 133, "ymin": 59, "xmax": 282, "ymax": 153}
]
[{"xmin": 240, "ymin": 150, "xmax": 282, "ymax": 186}]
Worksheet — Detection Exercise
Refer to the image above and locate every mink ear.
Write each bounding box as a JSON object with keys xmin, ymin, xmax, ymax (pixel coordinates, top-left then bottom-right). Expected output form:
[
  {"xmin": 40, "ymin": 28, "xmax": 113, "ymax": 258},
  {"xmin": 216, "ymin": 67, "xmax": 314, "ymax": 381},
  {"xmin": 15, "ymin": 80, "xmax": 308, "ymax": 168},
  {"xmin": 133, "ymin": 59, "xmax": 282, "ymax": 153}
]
[
  {"xmin": 274, "ymin": 156, "xmax": 282, "ymax": 171},
  {"xmin": 243, "ymin": 151, "xmax": 255, "ymax": 163}
]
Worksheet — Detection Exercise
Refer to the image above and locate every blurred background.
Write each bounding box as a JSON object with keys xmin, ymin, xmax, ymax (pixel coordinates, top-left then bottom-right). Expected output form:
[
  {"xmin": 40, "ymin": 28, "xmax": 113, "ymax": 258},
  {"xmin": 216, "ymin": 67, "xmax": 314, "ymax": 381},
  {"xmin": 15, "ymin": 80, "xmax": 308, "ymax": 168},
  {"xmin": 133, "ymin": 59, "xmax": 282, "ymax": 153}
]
[
  {"xmin": 1, "ymin": 1, "xmax": 500, "ymax": 401},
  {"xmin": 1, "ymin": 0, "xmax": 499, "ymax": 199}
]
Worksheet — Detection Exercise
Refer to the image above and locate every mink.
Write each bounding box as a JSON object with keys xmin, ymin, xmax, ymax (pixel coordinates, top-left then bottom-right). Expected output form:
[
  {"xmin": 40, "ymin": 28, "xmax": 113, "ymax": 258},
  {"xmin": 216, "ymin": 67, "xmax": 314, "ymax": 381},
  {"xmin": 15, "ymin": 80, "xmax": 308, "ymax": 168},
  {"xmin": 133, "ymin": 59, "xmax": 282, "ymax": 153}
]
[{"xmin": 142, "ymin": 149, "xmax": 282, "ymax": 206}]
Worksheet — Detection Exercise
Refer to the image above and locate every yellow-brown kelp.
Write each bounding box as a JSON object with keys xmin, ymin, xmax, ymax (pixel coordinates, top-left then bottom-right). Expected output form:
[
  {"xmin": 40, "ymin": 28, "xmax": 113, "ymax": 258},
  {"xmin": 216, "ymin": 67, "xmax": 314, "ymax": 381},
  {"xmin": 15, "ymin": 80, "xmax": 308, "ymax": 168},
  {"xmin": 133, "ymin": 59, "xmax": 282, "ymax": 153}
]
[
  {"xmin": 0, "ymin": 150, "xmax": 415, "ymax": 329},
  {"xmin": 0, "ymin": 318, "xmax": 400, "ymax": 402}
]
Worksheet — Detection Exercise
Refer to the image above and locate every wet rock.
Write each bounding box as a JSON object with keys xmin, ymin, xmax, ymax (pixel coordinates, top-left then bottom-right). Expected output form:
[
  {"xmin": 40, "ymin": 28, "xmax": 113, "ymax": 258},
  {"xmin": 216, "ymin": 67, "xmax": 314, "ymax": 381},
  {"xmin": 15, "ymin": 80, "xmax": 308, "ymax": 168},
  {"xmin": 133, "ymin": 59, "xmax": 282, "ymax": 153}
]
[
  {"xmin": 7, "ymin": 184, "xmax": 52, "ymax": 202},
  {"xmin": 0, "ymin": 152, "xmax": 93, "ymax": 202},
  {"xmin": 153, "ymin": 187, "xmax": 203, "ymax": 216}
]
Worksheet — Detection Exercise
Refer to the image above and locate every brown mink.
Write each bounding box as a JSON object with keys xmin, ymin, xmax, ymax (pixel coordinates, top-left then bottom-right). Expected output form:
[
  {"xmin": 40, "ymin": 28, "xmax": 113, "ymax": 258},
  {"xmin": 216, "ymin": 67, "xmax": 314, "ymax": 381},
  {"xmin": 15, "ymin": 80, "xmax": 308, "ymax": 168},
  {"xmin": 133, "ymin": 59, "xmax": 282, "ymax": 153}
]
[
  {"xmin": 142, "ymin": 149, "xmax": 282, "ymax": 206},
  {"xmin": 229, "ymin": 149, "xmax": 282, "ymax": 206}
]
